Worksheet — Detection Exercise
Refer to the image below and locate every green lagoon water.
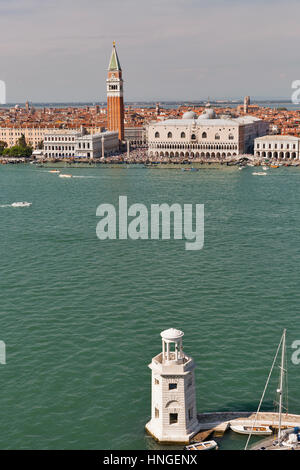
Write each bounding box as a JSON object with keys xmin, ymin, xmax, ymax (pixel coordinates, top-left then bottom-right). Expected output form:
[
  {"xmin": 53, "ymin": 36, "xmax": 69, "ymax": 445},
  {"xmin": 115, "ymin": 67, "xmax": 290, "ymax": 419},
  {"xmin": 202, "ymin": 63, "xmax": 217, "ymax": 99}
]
[{"xmin": 0, "ymin": 164, "xmax": 299, "ymax": 450}]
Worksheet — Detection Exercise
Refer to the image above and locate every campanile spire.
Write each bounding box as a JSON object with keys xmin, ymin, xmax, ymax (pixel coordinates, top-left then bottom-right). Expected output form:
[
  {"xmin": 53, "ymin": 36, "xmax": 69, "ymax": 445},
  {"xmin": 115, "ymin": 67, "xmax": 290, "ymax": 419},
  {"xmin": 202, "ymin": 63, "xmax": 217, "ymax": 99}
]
[{"xmin": 107, "ymin": 42, "xmax": 124, "ymax": 142}]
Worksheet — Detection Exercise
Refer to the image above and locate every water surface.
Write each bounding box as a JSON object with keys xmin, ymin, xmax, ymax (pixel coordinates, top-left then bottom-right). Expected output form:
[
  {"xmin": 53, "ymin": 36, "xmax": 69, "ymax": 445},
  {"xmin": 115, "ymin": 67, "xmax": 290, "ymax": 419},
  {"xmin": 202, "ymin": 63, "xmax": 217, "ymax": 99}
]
[{"xmin": 0, "ymin": 165, "xmax": 299, "ymax": 450}]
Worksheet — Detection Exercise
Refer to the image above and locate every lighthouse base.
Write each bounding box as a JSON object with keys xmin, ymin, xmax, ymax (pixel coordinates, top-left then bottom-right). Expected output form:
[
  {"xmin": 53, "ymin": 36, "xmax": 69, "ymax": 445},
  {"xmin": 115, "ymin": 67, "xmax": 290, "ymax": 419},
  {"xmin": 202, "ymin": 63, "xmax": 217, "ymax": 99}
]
[{"xmin": 145, "ymin": 419, "xmax": 201, "ymax": 445}]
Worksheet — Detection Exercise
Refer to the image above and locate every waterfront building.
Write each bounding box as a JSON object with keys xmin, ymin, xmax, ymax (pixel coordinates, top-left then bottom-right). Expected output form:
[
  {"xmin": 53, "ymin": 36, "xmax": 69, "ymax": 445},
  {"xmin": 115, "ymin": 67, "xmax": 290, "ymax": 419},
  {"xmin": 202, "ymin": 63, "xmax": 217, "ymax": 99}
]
[
  {"xmin": 0, "ymin": 127, "xmax": 48, "ymax": 149},
  {"xmin": 145, "ymin": 328, "xmax": 200, "ymax": 444},
  {"xmin": 43, "ymin": 129, "xmax": 118, "ymax": 159},
  {"xmin": 43, "ymin": 130, "xmax": 81, "ymax": 158},
  {"xmin": 124, "ymin": 127, "xmax": 147, "ymax": 148},
  {"xmin": 75, "ymin": 131, "xmax": 119, "ymax": 158},
  {"xmin": 107, "ymin": 42, "xmax": 124, "ymax": 142},
  {"xmin": 148, "ymin": 108, "xmax": 269, "ymax": 160},
  {"xmin": 254, "ymin": 135, "xmax": 300, "ymax": 160}
]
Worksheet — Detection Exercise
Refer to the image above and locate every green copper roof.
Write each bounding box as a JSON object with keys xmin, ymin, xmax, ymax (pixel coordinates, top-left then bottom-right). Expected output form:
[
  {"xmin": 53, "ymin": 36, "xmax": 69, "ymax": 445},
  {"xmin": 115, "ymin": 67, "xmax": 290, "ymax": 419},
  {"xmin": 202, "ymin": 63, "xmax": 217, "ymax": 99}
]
[{"xmin": 108, "ymin": 43, "xmax": 122, "ymax": 71}]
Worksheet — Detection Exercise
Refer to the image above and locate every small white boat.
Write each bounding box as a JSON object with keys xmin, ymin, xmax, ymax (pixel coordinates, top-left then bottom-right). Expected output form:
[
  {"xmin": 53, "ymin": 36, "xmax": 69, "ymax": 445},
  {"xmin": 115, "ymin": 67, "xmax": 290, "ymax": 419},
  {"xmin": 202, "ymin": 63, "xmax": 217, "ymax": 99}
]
[
  {"xmin": 59, "ymin": 174, "xmax": 72, "ymax": 178},
  {"xmin": 11, "ymin": 202, "xmax": 32, "ymax": 208},
  {"xmin": 231, "ymin": 424, "xmax": 272, "ymax": 436},
  {"xmin": 49, "ymin": 170, "xmax": 60, "ymax": 174},
  {"xmin": 252, "ymin": 172, "xmax": 267, "ymax": 176},
  {"xmin": 262, "ymin": 166, "xmax": 269, "ymax": 171},
  {"xmin": 185, "ymin": 440, "xmax": 218, "ymax": 451}
]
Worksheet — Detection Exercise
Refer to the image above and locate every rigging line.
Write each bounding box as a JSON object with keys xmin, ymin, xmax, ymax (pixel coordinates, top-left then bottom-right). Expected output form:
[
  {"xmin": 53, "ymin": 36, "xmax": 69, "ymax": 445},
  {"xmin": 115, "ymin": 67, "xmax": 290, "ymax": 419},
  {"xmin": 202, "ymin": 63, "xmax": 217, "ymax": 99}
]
[
  {"xmin": 284, "ymin": 339, "xmax": 289, "ymax": 415},
  {"xmin": 244, "ymin": 331, "xmax": 284, "ymax": 451}
]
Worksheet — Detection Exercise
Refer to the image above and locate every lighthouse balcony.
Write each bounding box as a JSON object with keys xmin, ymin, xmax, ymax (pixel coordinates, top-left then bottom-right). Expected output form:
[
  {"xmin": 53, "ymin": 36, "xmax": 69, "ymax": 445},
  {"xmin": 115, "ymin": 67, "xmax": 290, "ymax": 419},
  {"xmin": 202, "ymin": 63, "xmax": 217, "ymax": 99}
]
[{"xmin": 149, "ymin": 352, "xmax": 195, "ymax": 375}]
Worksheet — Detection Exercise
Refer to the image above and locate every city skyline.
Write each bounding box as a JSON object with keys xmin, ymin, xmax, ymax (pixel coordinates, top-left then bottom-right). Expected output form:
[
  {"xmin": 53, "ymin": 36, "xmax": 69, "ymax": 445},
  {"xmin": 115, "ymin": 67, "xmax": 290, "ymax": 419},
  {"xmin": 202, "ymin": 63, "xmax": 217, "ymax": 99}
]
[{"xmin": 1, "ymin": 0, "xmax": 300, "ymax": 102}]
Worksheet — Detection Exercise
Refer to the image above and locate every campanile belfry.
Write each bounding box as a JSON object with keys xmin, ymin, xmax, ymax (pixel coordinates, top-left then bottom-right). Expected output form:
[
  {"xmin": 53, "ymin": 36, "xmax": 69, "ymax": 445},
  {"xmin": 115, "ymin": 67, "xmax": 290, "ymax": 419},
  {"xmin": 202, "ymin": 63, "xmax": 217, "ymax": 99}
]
[{"xmin": 106, "ymin": 42, "xmax": 124, "ymax": 142}]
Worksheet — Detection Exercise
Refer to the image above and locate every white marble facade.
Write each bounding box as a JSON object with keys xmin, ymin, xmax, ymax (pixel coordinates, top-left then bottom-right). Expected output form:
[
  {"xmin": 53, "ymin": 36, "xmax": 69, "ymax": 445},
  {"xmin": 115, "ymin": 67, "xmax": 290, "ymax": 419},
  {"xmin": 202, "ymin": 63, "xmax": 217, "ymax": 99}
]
[
  {"xmin": 254, "ymin": 135, "xmax": 300, "ymax": 160},
  {"xmin": 148, "ymin": 109, "xmax": 269, "ymax": 160}
]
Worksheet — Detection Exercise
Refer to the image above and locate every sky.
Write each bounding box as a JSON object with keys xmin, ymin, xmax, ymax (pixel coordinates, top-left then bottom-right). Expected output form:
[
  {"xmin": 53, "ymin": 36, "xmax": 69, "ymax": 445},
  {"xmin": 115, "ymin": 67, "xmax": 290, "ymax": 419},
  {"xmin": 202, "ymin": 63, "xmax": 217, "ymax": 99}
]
[{"xmin": 1, "ymin": 0, "xmax": 300, "ymax": 102}]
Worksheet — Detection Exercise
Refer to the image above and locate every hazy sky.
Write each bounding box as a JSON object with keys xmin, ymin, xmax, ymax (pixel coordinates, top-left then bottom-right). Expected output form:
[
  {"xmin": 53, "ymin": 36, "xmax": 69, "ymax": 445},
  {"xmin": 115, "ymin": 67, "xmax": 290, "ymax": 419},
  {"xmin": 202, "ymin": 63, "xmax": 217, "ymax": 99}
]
[{"xmin": 1, "ymin": 0, "xmax": 300, "ymax": 102}]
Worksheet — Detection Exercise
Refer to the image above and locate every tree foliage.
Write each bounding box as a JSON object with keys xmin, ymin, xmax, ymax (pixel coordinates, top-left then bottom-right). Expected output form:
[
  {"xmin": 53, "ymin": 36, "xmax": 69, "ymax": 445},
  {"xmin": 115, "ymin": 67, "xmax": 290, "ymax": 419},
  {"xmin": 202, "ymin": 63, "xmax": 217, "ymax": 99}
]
[
  {"xmin": 0, "ymin": 140, "xmax": 7, "ymax": 155},
  {"xmin": 2, "ymin": 145, "xmax": 32, "ymax": 158}
]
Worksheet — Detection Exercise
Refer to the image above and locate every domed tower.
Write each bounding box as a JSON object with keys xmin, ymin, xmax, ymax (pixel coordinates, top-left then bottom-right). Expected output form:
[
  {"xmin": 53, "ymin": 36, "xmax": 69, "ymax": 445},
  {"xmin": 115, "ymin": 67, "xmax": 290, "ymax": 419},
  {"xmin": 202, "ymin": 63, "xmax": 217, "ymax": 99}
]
[
  {"xmin": 145, "ymin": 328, "xmax": 200, "ymax": 444},
  {"xmin": 106, "ymin": 42, "xmax": 124, "ymax": 142}
]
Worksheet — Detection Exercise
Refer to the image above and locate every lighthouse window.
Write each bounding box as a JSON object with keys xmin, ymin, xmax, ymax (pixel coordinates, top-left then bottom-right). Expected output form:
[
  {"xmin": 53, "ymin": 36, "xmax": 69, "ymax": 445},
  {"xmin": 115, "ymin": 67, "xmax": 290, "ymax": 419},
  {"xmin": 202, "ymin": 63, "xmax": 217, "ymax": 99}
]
[
  {"xmin": 169, "ymin": 413, "xmax": 178, "ymax": 425},
  {"xmin": 155, "ymin": 408, "xmax": 159, "ymax": 419},
  {"xmin": 169, "ymin": 383, "xmax": 177, "ymax": 390}
]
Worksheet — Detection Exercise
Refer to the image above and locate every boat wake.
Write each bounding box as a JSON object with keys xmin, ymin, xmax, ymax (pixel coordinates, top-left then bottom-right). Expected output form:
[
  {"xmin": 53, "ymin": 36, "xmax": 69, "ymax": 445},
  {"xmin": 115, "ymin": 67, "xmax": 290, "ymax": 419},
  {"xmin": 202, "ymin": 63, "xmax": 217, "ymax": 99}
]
[
  {"xmin": 71, "ymin": 175, "xmax": 99, "ymax": 179},
  {"xmin": 0, "ymin": 202, "xmax": 32, "ymax": 208}
]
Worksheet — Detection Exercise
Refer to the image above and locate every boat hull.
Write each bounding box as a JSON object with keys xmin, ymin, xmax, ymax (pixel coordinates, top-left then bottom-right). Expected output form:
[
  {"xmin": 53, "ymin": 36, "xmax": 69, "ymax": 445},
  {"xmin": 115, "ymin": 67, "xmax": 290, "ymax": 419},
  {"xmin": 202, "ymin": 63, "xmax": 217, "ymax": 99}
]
[{"xmin": 230, "ymin": 425, "xmax": 272, "ymax": 436}]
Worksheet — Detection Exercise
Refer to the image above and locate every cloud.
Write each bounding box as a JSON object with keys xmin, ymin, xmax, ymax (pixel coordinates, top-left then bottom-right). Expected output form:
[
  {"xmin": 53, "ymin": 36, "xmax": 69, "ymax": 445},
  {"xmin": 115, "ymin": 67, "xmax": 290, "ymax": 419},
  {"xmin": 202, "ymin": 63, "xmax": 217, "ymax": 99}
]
[{"xmin": 1, "ymin": 0, "xmax": 299, "ymax": 101}]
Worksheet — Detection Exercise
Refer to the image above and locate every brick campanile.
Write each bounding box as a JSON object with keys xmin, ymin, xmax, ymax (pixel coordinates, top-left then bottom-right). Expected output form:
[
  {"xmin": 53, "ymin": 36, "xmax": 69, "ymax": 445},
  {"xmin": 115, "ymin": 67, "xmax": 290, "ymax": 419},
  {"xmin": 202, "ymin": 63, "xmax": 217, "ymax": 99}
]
[{"xmin": 106, "ymin": 42, "xmax": 124, "ymax": 142}]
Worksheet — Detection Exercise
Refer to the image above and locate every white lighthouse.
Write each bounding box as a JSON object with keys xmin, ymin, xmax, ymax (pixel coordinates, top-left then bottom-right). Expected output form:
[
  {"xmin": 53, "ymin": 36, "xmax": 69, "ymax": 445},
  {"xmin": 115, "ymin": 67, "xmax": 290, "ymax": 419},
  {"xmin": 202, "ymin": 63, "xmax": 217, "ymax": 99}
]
[{"xmin": 145, "ymin": 328, "xmax": 200, "ymax": 444}]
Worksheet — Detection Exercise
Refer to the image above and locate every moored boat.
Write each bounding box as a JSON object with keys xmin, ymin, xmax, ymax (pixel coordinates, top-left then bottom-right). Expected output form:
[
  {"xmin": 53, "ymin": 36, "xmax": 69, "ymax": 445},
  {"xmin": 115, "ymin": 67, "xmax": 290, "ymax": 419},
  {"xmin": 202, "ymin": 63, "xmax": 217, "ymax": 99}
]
[
  {"xmin": 281, "ymin": 428, "xmax": 300, "ymax": 448},
  {"xmin": 181, "ymin": 167, "xmax": 199, "ymax": 172},
  {"xmin": 246, "ymin": 330, "xmax": 300, "ymax": 451},
  {"xmin": 185, "ymin": 440, "xmax": 218, "ymax": 451},
  {"xmin": 230, "ymin": 424, "xmax": 272, "ymax": 436}
]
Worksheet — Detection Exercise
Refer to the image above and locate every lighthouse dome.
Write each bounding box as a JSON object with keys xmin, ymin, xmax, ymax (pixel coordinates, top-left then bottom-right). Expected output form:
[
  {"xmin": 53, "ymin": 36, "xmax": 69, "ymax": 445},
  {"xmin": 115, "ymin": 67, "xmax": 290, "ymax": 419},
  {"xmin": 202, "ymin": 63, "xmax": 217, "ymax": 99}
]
[{"xmin": 161, "ymin": 328, "xmax": 184, "ymax": 341}]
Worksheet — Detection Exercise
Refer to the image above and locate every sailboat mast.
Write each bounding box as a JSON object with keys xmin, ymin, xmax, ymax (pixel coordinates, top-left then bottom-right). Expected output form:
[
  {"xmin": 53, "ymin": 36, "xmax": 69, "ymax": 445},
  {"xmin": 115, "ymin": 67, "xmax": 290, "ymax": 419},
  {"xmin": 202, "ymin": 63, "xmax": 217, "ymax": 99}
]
[{"xmin": 278, "ymin": 329, "xmax": 286, "ymax": 440}]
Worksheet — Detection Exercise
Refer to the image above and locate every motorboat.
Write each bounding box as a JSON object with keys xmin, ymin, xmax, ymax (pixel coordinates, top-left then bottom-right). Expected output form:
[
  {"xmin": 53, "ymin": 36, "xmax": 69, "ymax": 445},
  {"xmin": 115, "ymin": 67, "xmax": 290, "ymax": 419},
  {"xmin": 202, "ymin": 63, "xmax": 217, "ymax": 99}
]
[
  {"xmin": 252, "ymin": 172, "xmax": 267, "ymax": 176},
  {"xmin": 49, "ymin": 170, "xmax": 60, "ymax": 174},
  {"xmin": 59, "ymin": 174, "xmax": 72, "ymax": 178},
  {"xmin": 11, "ymin": 202, "xmax": 32, "ymax": 208},
  {"xmin": 230, "ymin": 424, "xmax": 272, "ymax": 436},
  {"xmin": 185, "ymin": 440, "xmax": 218, "ymax": 451},
  {"xmin": 181, "ymin": 167, "xmax": 199, "ymax": 172}
]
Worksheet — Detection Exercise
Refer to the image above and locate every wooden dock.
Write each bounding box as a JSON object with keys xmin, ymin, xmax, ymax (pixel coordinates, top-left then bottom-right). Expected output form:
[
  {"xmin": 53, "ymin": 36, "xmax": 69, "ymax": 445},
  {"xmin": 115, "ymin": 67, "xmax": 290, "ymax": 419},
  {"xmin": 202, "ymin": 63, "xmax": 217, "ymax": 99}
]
[{"xmin": 190, "ymin": 411, "xmax": 300, "ymax": 443}]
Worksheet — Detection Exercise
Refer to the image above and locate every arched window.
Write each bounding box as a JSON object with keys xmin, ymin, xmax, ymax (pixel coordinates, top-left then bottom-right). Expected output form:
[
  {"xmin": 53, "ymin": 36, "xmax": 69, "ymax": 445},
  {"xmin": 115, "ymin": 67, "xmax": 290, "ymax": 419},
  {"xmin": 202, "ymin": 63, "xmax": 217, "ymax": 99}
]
[
  {"xmin": 191, "ymin": 134, "xmax": 196, "ymax": 140},
  {"xmin": 215, "ymin": 133, "xmax": 220, "ymax": 140},
  {"xmin": 181, "ymin": 132, "xmax": 186, "ymax": 138},
  {"xmin": 228, "ymin": 134, "xmax": 234, "ymax": 140},
  {"xmin": 202, "ymin": 132, "xmax": 207, "ymax": 139},
  {"xmin": 155, "ymin": 132, "xmax": 160, "ymax": 138},
  {"xmin": 167, "ymin": 132, "xmax": 172, "ymax": 138}
]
